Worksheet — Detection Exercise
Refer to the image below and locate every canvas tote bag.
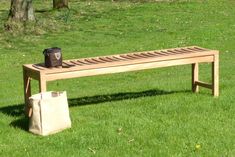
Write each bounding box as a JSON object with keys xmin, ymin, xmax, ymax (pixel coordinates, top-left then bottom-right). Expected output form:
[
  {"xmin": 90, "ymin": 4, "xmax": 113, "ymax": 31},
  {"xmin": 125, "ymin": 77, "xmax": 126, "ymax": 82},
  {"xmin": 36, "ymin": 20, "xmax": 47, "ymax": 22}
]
[{"xmin": 29, "ymin": 91, "xmax": 71, "ymax": 136}]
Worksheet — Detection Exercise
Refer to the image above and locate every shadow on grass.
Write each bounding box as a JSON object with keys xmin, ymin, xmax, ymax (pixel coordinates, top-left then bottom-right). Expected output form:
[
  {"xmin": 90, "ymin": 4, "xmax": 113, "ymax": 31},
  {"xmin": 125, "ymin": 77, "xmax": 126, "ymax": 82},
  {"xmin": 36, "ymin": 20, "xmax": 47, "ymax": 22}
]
[
  {"xmin": 0, "ymin": 89, "xmax": 190, "ymax": 117},
  {"xmin": 68, "ymin": 89, "xmax": 187, "ymax": 107},
  {"xmin": 10, "ymin": 117, "xmax": 29, "ymax": 131},
  {"xmin": 0, "ymin": 89, "xmax": 190, "ymax": 130},
  {"xmin": 35, "ymin": 9, "xmax": 53, "ymax": 13},
  {"xmin": 0, "ymin": 104, "xmax": 25, "ymax": 117}
]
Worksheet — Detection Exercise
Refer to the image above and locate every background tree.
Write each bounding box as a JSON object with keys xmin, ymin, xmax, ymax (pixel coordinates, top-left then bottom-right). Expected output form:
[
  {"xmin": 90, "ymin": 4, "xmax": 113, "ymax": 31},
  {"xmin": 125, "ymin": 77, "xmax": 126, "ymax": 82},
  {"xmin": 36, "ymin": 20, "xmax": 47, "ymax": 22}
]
[
  {"xmin": 8, "ymin": 0, "xmax": 35, "ymax": 21},
  {"xmin": 53, "ymin": 0, "xmax": 69, "ymax": 9}
]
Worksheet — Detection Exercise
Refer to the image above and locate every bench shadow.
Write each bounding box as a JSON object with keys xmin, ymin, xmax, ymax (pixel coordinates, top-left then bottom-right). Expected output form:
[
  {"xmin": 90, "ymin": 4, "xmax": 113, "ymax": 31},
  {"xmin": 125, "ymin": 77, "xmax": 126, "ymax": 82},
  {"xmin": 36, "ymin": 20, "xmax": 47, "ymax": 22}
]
[
  {"xmin": 68, "ymin": 89, "xmax": 188, "ymax": 107},
  {"xmin": 0, "ymin": 89, "xmax": 190, "ymax": 131},
  {"xmin": 10, "ymin": 117, "xmax": 29, "ymax": 131}
]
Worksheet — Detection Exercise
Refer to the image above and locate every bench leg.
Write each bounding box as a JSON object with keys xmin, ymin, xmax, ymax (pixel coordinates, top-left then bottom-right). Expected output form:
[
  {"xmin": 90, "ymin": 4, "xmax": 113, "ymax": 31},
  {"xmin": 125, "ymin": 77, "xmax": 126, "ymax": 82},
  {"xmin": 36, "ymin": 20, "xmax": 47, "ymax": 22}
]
[
  {"xmin": 39, "ymin": 75, "xmax": 47, "ymax": 92},
  {"xmin": 192, "ymin": 63, "xmax": 199, "ymax": 93},
  {"xmin": 23, "ymin": 69, "xmax": 31, "ymax": 116},
  {"xmin": 212, "ymin": 54, "xmax": 219, "ymax": 96}
]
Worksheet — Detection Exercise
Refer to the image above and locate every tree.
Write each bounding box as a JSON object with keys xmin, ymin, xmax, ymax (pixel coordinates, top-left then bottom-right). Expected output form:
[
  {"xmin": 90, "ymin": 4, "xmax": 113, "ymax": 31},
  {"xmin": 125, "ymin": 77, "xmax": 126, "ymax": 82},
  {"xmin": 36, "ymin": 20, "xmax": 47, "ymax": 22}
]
[
  {"xmin": 53, "ymin": 0, "xmax": 69, "ymax": 9},
  {"xmin": 8, "ymin": 0, "xmax": 35, "ymax": 21}
]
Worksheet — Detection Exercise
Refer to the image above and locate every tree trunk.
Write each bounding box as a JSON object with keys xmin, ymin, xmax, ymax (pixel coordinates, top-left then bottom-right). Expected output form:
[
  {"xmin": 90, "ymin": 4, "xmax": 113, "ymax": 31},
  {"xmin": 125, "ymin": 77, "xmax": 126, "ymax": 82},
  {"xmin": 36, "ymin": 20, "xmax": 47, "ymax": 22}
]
[
  {"xmin": 8, "ymin": 0, "xmax": 35, "ymax": 21},
  {"xmin": 53, "ymin": 0, "xmax": 69, "ymax": 9}
]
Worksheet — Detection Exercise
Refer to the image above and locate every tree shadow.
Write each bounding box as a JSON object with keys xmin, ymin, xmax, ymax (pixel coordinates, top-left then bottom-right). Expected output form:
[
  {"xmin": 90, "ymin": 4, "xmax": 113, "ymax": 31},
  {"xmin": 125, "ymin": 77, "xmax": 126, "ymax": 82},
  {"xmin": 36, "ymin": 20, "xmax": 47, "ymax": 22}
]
[
  {"xmin": 0, "ymin": 9, "xmax": 8, "ymax": 21},
  {"xmin": 0, "ymin": 10, "xmax": 7, "ymax": 12},
  {"xmin": 0, "ymin": 89, "xmax": 190, "ymax": 130},
  {"xmin": 35, "ymin": 9, "xmax": 53, "ymax": 13}
]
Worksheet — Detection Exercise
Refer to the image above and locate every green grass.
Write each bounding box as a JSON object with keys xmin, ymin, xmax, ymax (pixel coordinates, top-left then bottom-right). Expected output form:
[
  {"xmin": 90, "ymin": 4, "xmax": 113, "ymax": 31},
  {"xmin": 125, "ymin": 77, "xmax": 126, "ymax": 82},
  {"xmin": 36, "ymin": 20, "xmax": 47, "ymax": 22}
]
[{"xmin": 0, "ymin": 0, "xmax": 235, "ymax": 156}]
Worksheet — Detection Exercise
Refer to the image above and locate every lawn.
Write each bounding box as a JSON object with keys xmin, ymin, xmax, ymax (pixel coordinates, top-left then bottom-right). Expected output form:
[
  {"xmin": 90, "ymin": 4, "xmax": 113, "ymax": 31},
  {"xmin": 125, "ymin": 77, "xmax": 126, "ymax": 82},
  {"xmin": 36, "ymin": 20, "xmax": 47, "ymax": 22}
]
[{"xmin": 0, "ymin": 0, "xmax": 235, "ymax": 156}]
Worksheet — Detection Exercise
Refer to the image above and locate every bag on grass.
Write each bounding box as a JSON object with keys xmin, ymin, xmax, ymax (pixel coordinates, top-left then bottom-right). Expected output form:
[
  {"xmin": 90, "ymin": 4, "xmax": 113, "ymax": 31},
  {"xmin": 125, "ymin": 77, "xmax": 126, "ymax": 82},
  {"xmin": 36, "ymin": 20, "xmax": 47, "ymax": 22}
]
[{"xmin": 29, "ymin": 91, "xmax": 71, "ymax": 136}]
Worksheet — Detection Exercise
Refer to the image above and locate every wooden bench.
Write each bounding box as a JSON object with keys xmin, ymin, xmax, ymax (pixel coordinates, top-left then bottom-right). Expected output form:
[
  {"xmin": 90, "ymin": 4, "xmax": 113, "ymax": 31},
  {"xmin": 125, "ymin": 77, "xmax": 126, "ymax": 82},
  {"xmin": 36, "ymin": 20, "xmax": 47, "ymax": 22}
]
[{"xmin": 23, "ymin": 46, "xmax": 219, "ymax": 115}]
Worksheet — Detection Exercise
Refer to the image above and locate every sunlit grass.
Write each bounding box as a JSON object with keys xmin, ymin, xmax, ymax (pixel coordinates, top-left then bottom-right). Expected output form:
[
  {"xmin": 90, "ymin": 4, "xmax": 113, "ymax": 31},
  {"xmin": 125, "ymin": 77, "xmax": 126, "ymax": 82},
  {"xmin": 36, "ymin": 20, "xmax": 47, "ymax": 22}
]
[{"xmin": 0, "ymin": 0, "xmax": 235, "ymax": 156}]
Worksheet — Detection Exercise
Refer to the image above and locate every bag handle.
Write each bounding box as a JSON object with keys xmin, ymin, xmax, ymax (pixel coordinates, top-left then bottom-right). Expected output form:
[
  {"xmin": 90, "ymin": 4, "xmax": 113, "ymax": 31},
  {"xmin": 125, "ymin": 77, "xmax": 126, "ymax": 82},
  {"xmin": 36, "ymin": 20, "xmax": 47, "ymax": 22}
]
[{"xmin": 28, "ymin": 107, "xmax": 33, "ymax": 117}]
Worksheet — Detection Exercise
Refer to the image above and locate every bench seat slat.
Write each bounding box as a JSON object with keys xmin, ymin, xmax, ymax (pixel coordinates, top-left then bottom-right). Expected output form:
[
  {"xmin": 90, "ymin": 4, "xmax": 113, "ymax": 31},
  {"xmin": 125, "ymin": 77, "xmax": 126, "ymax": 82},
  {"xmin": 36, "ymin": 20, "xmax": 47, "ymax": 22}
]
[
  {"xmin": 154, "ymin": 51, "xmax": 169, "ymax": 56},
  {"xmin": 126, "ymin": 54, "xmax": 141, "ymax": 59},
  {"xmin": 141, "ymin": 52, "xmax": 155, "ymax": 57},
  {"xmin": 119, "ymin": 55, "xmax": 137, "ymax": 60},
  {"xmin": 76, "ymin": 60, "xmax": 91, "ymax": 65},
  {"xmin": 106, "ymin": 57, "xmax": 120, "ymax": 61},
  {"xmin": 84, "ymin": 59, "xmax": 99, "ymax": 64},
  {"xmin": 98, "ymin": 57, "xmax": 113, "ymax": 62},
  {"xmin": 112, "ymin": 56, "xmax": 128, "ymax": 61},
  {"xmin": 133, "ymin": 53, "xmax": 150, "ymax": 58},
  {"xmin": 70, "ymin": 61, "xmax": 83, "ymax": 66}
]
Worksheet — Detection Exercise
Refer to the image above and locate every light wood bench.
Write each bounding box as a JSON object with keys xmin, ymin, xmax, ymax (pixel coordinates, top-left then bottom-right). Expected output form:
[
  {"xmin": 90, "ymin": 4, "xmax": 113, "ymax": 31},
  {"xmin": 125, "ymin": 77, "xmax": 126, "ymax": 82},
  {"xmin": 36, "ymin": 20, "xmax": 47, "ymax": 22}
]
[{"xmin": 23, "ymin": 46, "xmax": 219, "ymax": 115}]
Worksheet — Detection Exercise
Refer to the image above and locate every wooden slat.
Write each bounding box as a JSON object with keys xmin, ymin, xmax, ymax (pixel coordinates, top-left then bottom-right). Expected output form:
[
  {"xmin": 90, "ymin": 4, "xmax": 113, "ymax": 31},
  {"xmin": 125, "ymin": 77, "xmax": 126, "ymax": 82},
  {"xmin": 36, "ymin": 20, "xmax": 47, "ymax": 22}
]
[
  {"xmin": 163, "ymin": 50, "xmax": 177, "ymax": 55},
  {"xmin": 175, "ymin": 48, "xmax": 198, "ymax": 54},
  {"xmin": 70, "ymin": 61, "xmax": 83, "ymax": 66},
  {"xmin": 167, "ymin": 50, "xmax": 185, "ymax": 55},
  {"xmin": 133, "ymin": 53, "xmax": 150, "ymax": 58},
  {"xmin": 187, "ymin": 47, "xmax": 203, "ymax": 52},
  {"xmin": 193, "ymin": 46, "xmax": 207, "ymax": 51},
  {"xmin": 139, "ymin": 53, "xmax": 153, "ymax": 57},
  {"xmin": 157, "ymin": 51, "xmax": 170, "ymax": 55},
  {"xmin": 32, "ymin": 64, "xmax": 47, "ymax": 70},
  {"xmin": 112, "ymin": 56, "xmax": 128, "ymax": 61},
  {"xmin": 173, "ymin": 49, "xmax": 189, "ymax": 54},
  {"xmin": 119, "ymin": 55, "xmax": 136, "ymax": 60},
  {"xmin": 146, "ymin": 52, "xmax": 158, "ymax": 56},
  {"xmin": 126, "ymin": 54, "xmax": 140, "ymax": 59},
  {"xmin": 84, "ymin": 59, "xmax": 98, "ymax": 64},
  {"xmin": 76, "ymin": 60, "xmax": 92, "ymax": 65},
  {"xmin": 160, "ymin": 51, "xmax": 171, "ymax": 55},
  {"xmin": 98, "ymin": 57, "xmax": 114, "ymax": 62},
  {"xmin": 181, "ymin": 48, "xmax": 193, "ymax": 53},
  {"xmin": 92, "ymin": 58, "xmax": 106, "ymax": 63},
  {"xmin": 106, "ymin": 56, "xmax": 121, "ymax": 61},
  {"xmin": 63, "ymin": 61, "xmax": 75, "ymax": 67}
]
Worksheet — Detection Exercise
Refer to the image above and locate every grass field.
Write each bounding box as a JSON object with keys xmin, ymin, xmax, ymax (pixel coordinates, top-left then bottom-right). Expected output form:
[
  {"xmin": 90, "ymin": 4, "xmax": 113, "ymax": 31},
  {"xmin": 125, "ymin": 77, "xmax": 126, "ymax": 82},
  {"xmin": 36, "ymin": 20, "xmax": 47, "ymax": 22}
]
[{"xmin": 0, "ymin": 0, "xmax": 235, "ymax": 156}]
